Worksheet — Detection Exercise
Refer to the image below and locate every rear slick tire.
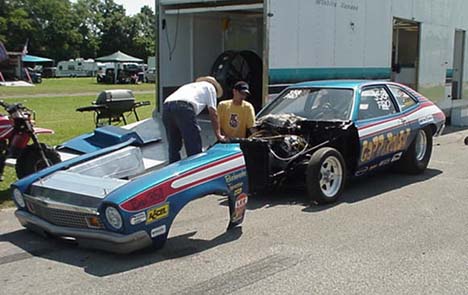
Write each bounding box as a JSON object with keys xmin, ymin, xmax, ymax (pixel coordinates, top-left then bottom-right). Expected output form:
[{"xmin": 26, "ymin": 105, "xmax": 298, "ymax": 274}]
[
  {"xmin": 398, "ymin": 127, "xmax": 433, "ymax": 174},
  {"xmin": 15, "ymin": 143, "xmax": 61, "ymax": 179}
]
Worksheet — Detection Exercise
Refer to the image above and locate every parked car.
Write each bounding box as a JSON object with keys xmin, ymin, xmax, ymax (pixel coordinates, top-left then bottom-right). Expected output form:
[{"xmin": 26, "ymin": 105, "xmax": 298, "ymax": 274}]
[
  {"xmin": 11, "ymin": 119, "xmax": 248, "ymax": 253},
  {"xmin": 97, "ymin": 63, "xmax": 145, "ymax": 84},
  {"xmin": 145, "ymin": 67, "xmax": 156, "ymax": 83},
  {"xmin": 236, "ymin": 80, "xmax": 445, "ymax": 204}
]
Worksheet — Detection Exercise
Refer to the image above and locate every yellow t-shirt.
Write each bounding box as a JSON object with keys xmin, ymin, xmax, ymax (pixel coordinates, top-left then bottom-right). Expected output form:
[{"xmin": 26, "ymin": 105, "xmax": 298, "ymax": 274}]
[{"xmin": 217, "ymin": 100, "xmax": 255, "ymax": 138}]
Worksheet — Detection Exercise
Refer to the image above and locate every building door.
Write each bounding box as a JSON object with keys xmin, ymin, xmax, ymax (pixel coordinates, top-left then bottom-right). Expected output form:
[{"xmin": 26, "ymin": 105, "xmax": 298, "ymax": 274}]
[
  {"xmin": 451, "ymin": 29, "xmax": 465, "ymax": 99},
  {"xmin": 391, "ymin": 18, "xmax": 420, "ymax": 90}
]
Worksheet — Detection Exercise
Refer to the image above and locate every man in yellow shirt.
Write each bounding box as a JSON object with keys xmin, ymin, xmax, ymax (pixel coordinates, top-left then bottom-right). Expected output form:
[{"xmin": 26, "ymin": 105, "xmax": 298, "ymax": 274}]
[{"xmin": 218, "ymin": 81, "xmax": 256, "ymax": 139}]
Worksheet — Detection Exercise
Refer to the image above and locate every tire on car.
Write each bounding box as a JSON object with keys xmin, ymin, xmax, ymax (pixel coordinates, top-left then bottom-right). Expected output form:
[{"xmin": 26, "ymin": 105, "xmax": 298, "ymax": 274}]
[
  {"xmin": 16, "ymin": 143, "xmax": 61, "ymax": 179},
  {"xmin": 306, "ymin": 147, "xmax": 346, "ymax": 204},
  {"xmin": 398, "ymin": 127, "xmax": 433, "ymax": 174}
]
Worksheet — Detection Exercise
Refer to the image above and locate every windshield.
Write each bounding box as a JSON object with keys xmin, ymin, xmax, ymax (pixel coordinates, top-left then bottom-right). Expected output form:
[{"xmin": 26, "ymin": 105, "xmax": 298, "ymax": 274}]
[{"xmin": 259, "ymin": 88, "xmax": 354, "ymax": 120}]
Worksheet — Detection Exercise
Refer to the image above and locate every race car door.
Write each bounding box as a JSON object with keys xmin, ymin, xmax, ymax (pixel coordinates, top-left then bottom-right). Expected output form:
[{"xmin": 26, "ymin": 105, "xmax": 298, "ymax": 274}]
[
  {"xmin": 355, "ymin": 85, "xmax": 408, "ymax": 175},
  {"xmin": 387, "ymin": 84, "xmax": 420, "ymax": 148}
]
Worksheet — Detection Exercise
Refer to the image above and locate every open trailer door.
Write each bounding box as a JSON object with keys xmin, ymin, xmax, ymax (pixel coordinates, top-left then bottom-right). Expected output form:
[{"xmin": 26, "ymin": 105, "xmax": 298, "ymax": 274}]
[{"xmin": 156, "ymin": 0, "xmax": 267, "ymax": 113}]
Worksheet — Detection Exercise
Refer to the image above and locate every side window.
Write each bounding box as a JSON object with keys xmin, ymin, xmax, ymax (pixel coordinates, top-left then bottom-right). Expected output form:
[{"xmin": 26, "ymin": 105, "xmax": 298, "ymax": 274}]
[
  {"xmin": 389, "ymin": 85, "xmax": 416, "ymax": 111},
  {"xmin": 358, "ymin": 87, "xmax": 397, "ymax": 120}
]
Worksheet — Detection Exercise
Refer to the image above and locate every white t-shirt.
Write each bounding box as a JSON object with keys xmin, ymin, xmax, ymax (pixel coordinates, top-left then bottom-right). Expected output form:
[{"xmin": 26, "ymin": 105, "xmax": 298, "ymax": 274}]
[{"xmin": 165, "ymin": 81, "xmax": 217, "ymax": 115}]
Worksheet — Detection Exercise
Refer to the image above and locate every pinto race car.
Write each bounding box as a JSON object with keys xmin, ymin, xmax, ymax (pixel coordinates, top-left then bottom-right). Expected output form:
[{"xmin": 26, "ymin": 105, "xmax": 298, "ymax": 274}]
[
  {"xmin": 236, "ymin": 80, "xmax": 445, "ymax": 204},
  {"xmin": 11, "ymin": 119, "xmax": 248, "ymax": 253},
  {"xmin": 10, "ymin": 80, "xmax": 444, "ymax": 253}
]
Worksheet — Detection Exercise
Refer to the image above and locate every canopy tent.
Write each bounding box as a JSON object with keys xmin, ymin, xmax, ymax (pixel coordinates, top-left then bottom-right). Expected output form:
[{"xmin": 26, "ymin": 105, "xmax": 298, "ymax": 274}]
[
  {"xmin": 96, "ymin": 51, "xmax": 143, "ymax": 84},
  {"xmin": 22, "ymin": 54, "xmax": 53, "ymax": 63},
  {"xmin": 95, "ymin": 51, "xmax": 143, "ymax": 62}
]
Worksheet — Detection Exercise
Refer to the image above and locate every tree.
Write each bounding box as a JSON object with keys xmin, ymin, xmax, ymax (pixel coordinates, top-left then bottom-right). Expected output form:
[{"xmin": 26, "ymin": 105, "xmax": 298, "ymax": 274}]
[
  {"xmin": 0, "ymin": 1, "xmax": 33, "ymax": 49},
  {"xmin": 71, "ymin": 0, "xmax": 102, "ymax": 58},
  {"xmin": 23, "ymin": 0, "xmax": 82, "ymax": 60},
  {"xmin": 130, "ymin": 5, "xmax": 156, "ymax": 59},
  {"xmin": 0, "ymin": 0, "xmax": 156, "ymax": 61},
  {"xmin": 97, "ymin": 0, "xmax": 130, "ymax": 56}
]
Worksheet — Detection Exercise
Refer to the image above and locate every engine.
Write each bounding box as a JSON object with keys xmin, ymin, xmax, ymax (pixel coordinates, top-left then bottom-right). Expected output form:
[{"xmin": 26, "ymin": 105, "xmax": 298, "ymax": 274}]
[{"xmin": 238, "ymin": 113, "xmax": 354, "ymax": 194}]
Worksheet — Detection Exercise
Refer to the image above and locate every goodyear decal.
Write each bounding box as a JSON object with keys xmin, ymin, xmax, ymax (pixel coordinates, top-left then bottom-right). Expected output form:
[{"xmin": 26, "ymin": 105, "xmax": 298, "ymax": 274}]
[{"xmin": 146, "ymin": 203, "xmax": 169, "ymax": 224}]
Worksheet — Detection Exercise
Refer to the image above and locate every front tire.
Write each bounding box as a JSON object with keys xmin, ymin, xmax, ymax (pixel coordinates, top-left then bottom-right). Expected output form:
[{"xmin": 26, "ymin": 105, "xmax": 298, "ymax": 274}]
[
  {"xmin": 306, "ymin": 147, "xmax": 346, "ymax": 204},
  {"xmin": 16, "ymin": 144, "xmax": 61, "ymax": 179},
  {"xmin": 398, "ymin": 127, "xmax": 433, "ymax": 174}
]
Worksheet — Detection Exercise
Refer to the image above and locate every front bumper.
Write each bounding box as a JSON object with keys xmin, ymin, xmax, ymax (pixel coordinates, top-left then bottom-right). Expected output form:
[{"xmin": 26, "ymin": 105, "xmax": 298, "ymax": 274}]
[{"xmin": 15, "ymin": 210, "xmax": 153, "ymax": 254}]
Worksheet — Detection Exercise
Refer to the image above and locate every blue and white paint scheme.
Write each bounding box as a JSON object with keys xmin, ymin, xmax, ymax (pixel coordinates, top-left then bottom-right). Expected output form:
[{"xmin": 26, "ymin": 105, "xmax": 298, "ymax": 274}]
[{"xmin": 11, "ymin": 118, "xmax": 248, "ymax": 254}]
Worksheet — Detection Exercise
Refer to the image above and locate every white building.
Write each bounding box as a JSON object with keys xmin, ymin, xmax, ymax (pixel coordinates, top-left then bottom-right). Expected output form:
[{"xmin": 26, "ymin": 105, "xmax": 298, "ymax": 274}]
[{"xmin": 156, "ymin": 0, "xmax": 468, "ymax": 124}]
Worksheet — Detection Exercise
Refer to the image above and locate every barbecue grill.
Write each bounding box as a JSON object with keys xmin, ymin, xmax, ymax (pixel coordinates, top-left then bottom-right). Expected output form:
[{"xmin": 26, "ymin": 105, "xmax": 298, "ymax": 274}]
[{"xmin": 76, "ymin": 89, "xmax": 150, "ymax": 127}]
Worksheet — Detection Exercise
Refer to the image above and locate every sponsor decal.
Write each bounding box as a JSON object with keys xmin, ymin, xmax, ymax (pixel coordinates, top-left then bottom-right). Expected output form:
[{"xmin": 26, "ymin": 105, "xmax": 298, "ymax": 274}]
[
  {"xmin": 151, "ymin": 225, "xmax": 167, "ymax": 238},
  {"xmin": 232, "ymin": 193, "xmax": 248, "ymax": 222},
  {"xmin": 228, "ymin": 182, "xmax": 243, "ymax": 191},
  {"xmin": 391, "ymin": 152, "xmax": 403, "ymax": 162},
  {"xmin": 234, "ymin": 187, "xmax": 243, "ymax": 196},
  {"xmin": 379, "ymin": 158, "xmax": 391, "ymax": 167},
  {"xmin": 225, "ymin": 170, "xmax": 247, "ymax": 184},
  {"xmin": 369, "ymin": 164, "xmax": 378, "ymax": 171},
  {"xmin": 360, "ymin": 128, "xmax": 411, "ymax": 163},
  {"xmin": 130, "ymin": 211, "xmax": 147, "ymax": 225},
  {"xmin": 418, "ymin": 115, "xmax": 434, "ymax": 125},
  {"xmin": 146, "ymin": 203, "xmax": 169, "ymax": 224},
  {"xmin": 355, "ymin": 166, "xmax": 369, "ymax": 176}
]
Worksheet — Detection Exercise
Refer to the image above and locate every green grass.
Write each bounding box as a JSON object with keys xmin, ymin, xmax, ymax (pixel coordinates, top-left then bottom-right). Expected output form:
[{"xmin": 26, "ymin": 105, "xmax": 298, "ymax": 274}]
[
  {"xmin": 0, "ymin": 77, "xmax": 156, "ymax": 98},
  {"xmin": 0, "ymin": 92, "xmax": 156, "ymax": 209}
]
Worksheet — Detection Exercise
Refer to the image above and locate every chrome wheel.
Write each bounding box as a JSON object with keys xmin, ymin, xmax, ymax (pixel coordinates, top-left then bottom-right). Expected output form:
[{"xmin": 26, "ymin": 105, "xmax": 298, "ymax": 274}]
[
  {"xmin": 415, "ymin": 129, "xmax": 428, "ymax": 161},
  {"xmin": 319, "ymin": 156, "xmax": 343, "ymax": 197}
]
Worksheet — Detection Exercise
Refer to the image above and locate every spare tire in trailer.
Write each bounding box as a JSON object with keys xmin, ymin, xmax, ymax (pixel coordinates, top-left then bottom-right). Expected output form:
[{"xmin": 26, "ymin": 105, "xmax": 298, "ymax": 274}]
[{"xmin": 211, "ymin": 50, "xmax": 263, "ymax": 113}]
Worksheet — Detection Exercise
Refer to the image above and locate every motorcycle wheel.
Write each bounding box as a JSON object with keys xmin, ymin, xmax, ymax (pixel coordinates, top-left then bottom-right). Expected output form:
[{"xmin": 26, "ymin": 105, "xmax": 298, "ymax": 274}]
[{"xmin": 15, "ymin": 143, "xmax": 61, "ymax": 179}]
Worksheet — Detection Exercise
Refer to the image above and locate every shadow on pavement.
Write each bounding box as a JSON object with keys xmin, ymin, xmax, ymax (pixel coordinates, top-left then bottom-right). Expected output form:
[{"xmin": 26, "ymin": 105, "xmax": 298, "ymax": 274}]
[
  {"xmin": 244, "ymin": 168, "xmax": 442, "ymax": 212},
  {"xmin": 302, "ymin": 168, "xmax": 442, "ymax": 212},
  {"xmin": 0, "ymin": 226, "xmax": 242, "ymax": 277}
]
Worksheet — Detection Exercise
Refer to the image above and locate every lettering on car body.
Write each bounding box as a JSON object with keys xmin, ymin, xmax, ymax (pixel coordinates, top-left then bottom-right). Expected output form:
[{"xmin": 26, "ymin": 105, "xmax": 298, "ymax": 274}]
[
  {"xmin": 360, "ymin": 128, "xmax": 411, "ymax": 163},
  {"xmin": 146, "ymin": 203, "xmax": 169, "ymax": 224},
  {"xmin": 151, "ymin": 225, "xmax": 167, "ymax": 238},
  {"xmin": 224, "ymin": 170, "xmax": 247, "ymax": 184},
  {"xmin": 130, "ymin": 211, "xmax": 147, "ymax": 225},
  {"xmin": 418, "ymin": 115, "xmax": 434, "ymax": 125}
]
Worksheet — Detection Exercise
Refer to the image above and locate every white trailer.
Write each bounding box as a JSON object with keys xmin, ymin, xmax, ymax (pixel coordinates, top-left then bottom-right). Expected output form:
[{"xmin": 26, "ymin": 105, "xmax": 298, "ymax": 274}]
[
  {"xmin": 56, "ymin": 58, "xmax": 100, "ymax": 77},
  {"xmin": 156, "ymin": 0, "xmax": 468, "ymax": 125}
]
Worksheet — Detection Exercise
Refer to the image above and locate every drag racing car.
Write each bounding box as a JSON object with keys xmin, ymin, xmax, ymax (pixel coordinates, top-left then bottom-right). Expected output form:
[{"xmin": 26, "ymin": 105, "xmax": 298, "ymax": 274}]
[
  {"xmin": 236, "ymin": 80, "xmax": 445, "ymax": 204},
  {"xmin": 9, "ymin": 80, "xmax": 445, "ymax": 253},
  {"xmin": 10, "ymin": 119, "xmax": 248, "ymax": 254}
]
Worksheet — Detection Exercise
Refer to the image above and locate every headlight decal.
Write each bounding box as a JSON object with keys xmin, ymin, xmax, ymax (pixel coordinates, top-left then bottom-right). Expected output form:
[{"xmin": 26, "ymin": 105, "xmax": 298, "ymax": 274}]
[{"xmin": 105, "ymin": 206, "xmax": 123, "ymax": 230}]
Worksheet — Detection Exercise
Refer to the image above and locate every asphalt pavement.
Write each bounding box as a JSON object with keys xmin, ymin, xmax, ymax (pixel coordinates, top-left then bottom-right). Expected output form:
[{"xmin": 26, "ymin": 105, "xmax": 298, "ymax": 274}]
[{"xmin": 1, "ymin": 127, "xmax": 468, "ymax": 294}]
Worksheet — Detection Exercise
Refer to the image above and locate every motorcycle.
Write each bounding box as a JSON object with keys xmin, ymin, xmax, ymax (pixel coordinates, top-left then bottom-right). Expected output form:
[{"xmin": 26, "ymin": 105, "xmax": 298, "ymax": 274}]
[{"xmin": 0, "ymin": 100, "xmax": 61, "ymax": 180}]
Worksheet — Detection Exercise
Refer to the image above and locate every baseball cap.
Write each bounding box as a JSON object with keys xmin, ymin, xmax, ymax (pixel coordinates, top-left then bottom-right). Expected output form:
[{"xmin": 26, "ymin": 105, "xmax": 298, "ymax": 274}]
[{"xmin": 233, "ymin": 81, "xmax": 251, "ymax": 96}]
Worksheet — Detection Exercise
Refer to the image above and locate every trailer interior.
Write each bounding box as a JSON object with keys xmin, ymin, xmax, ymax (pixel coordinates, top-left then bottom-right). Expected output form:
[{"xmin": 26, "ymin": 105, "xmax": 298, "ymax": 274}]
[{"xmin": 158, "ymin": 0, "xmax": 266, "ymax": 112}]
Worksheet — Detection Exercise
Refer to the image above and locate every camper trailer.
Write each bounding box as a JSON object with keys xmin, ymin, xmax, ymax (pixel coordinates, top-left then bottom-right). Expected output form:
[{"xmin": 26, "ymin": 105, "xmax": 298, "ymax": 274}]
[
  {"xmin": 56, "ymin": 58, "xmax": 101, "ymax": 77},
  {"xmin": 156, "ymin": 0, "xmax": 468, "ymax": 124}
]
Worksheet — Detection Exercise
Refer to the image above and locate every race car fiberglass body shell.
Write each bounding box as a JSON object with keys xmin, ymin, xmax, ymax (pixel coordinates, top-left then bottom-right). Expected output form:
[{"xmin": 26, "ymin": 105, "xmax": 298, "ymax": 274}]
[
  {"xmin": 236, "ymin": 80, "xmax": 445, "ymax": 205},
  {"xmin": 10, "ymin": 118, "xmax": 248, "ymax": 254}
]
